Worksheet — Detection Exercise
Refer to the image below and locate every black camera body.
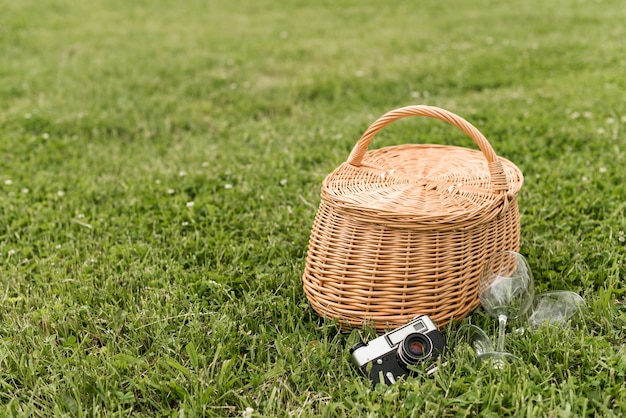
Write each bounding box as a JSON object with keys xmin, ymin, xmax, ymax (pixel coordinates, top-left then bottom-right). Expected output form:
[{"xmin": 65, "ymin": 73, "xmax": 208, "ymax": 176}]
[{"xmin": 350, "ymin": 315, "xmax": 445, "ymax": 386}]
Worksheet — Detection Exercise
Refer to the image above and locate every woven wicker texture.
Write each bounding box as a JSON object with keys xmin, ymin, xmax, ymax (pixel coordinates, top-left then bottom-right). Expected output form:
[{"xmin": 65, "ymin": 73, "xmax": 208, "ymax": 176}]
[{"xmin": 302, "ymin": 105, "xmax": 524, "ymax": 331}]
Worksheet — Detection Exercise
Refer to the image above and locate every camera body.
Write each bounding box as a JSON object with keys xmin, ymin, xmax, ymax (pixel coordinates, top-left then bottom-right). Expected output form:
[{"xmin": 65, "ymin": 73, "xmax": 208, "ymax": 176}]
[{"xmin": 350, "ymin": 315, "xmax": 445, "ymax": 386}]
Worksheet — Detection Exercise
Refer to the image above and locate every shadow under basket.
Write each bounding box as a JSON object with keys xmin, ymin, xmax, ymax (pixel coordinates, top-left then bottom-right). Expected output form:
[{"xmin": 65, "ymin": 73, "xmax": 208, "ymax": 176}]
[{"xmin": 302, "ymin": 105, "xmax": 524, "ymax": 332}]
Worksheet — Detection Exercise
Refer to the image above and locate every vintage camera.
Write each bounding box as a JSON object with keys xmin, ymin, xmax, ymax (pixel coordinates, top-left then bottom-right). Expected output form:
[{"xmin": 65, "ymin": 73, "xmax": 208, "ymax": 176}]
[{"xmin": 350, "ymin": 315, "xmax": 446, "ymax": 386}]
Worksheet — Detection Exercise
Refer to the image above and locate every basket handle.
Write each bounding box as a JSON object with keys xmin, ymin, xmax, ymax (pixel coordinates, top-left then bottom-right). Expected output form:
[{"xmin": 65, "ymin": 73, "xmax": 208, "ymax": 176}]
[{"xmin": 347, "ymin": 105, "xmax": 509, "ymax": 193}]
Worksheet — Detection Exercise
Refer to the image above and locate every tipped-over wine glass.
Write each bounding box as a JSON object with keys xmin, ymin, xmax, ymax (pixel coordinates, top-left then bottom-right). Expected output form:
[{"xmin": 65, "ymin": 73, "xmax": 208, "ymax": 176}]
[
  {"xmin": 478, "ymin": 251, "xmax": 535, "ymax": 363},
  {"xmin": 455, "ymin": 324, "xmax": 521, "ymax": 365}
]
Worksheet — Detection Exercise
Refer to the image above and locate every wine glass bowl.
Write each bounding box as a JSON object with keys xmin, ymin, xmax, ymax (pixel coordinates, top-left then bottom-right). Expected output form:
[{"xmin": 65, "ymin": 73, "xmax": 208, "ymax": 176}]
[
  {"xmin": 455, "ymin": 324, "xmax": 494, "ymax": 356},
  {"xmin": 479, "ymin": 251, "xmax": 535, "ymax": 318},
  {"xmin": 527, "ymin": 290, "xmax": 586, "ymax": 329}
]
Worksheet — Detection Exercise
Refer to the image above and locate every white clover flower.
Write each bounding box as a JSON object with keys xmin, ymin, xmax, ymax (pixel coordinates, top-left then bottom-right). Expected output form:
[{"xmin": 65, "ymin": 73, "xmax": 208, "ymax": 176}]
[
  {"xmin": 57, "ymin": 190, "xmax": 65, "ymax": 197},
  {"xmin": 186, "ymin": 201, "xmax": 194, "ymax": 208},
  {"xmin": 242, "ymin": 407, "xmax": 255, "ymax": 418},
  {"xmin": 599, "ymin": 167, "xmax": 607, "ymax": 173},
  {"xmin": 167, "ymin": 188, "xmax": 175, "ymax": 195},
  {"xmin": 178, "ymin": 171, "xmax": 187, "ymax": 177},
  {"xmin": 4, "ymin": 179, "xmax": 12, "ymax": 185},
  {"xmin": 8, "ymin": 249, "xmax": 16, "ymax": 256},
  {"xmin": 224, "ymin": 183, "xmax": 233, "ymax": 189},
  {"xmin": 21, "ymin": 188, "xmax": 29, "ymax": 194},
  {"xmin": 42, "ymin": 133, "xmax": 50, "ymax": 139}
]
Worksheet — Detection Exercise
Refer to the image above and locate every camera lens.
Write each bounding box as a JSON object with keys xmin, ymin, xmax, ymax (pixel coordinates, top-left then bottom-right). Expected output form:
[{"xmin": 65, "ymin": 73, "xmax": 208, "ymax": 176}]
[
  {"xmin": 408, "ymin": 339, "xmax": 425, "ymax": 356},
  {"xmin": 397, "ymin": 333, "xmax": 432, "ymax": 367}
]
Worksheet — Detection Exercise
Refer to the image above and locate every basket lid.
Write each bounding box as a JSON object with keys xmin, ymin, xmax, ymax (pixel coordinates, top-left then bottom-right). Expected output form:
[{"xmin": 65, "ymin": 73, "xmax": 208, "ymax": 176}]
[{"xmin": 321, "ymin": 106, "xmax": 524, "ymax": 229}]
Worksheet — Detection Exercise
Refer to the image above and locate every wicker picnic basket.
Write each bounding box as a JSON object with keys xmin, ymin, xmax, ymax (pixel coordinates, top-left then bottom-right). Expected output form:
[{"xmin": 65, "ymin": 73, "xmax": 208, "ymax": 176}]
[{"xmin": 302, "ymin": 105, "xmax": 524, "ymax": 331}]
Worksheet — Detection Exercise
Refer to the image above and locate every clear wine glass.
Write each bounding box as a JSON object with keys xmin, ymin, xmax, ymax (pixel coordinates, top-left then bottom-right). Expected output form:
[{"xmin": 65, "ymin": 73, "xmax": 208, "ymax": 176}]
[
  {"xmin": 455, "ymin": 324, "xmax": 521, "ymax": 366},
  {"xmin": 478, "ymin": 251, "xmax": 535, "ymax": 360}
]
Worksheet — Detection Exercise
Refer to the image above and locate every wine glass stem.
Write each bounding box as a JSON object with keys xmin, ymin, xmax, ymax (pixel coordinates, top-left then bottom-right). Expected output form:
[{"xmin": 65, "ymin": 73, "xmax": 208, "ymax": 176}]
[{"xmin": 496, "ymin": 314, "xmax": 508, "ymax": 352}]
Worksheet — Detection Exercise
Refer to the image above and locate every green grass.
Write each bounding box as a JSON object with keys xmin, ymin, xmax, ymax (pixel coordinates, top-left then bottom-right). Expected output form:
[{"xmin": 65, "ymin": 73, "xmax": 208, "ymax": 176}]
[{"xmin": 1, "ymin": 0, "xmax": 626, "ymax": 415}]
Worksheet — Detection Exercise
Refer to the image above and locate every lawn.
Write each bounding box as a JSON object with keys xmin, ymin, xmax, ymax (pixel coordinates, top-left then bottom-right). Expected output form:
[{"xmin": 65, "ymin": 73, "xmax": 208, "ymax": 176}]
[{"xmin": 1, "ymin": 0, "xmax": 625, "ymax": 416}]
